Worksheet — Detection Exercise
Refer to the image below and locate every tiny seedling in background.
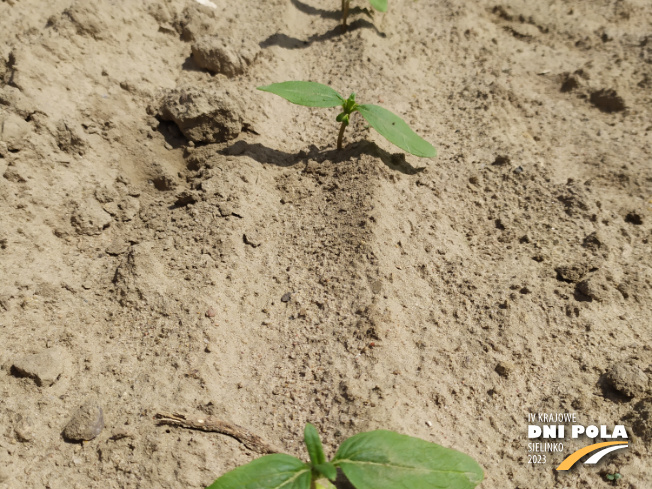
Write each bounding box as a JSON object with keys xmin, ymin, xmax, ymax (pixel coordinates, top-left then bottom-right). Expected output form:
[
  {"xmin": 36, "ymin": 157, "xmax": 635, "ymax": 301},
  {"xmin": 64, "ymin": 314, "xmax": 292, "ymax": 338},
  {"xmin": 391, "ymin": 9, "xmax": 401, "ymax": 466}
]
[
  {"xmin": 605, "ymin": 472, "xmax": 622, "ymax": 482},
  {"xmin": 341, "ymin": 0, "xmax": 387, "ymax": 26},
  {"xmin": 257, "ymin": 81, "xmax": 436, "ymax": 158},
  {"xmin": 206, "ymin": 423, "xmax": 483, "ymax": 489}
]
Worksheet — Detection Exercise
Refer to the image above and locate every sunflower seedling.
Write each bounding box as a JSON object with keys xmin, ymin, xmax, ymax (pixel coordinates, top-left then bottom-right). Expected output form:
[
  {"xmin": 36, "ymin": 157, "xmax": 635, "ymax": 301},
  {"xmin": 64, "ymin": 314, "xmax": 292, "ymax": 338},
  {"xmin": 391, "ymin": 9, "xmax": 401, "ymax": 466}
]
[
  {"xmin": 257, "ymin": 81, "xmax": 436, "ymax": 158},
  {"xmin": 206, "ymin": 423, "xmax": 483, "ymax": 489},
  {"xmin": 341, "ymin": 0, "xmax": 387, "ymax": 26}
]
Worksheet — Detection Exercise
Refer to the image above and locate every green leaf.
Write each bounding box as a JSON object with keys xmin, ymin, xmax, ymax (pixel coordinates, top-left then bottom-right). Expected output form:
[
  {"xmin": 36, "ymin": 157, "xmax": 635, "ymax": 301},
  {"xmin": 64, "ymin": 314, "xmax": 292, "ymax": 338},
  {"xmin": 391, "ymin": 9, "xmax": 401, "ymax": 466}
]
[
  {"xmin": 206, "ymin": 454, "xmax": 312, "ymax": 489},
  {"xmin": 257, "ymin": 82, "xmax": 344, "ymax": 108},
  {"xmin": 332, "ymin": 430, "xmax": 483, "ymax": 489},
  {"xmin": 304, "ymin": 423, "xmax": 326, "ymax": 466},
  {"xmin": 314, "ymin": 462, "xmax": 337, "ymax": 481},
  {"xmin": 368, "ymin": 0, "xmax": 388, "ymax": 12},
  {"xmin": 355, "ymin": 104, "xmax": 436, "ymax": 158}
]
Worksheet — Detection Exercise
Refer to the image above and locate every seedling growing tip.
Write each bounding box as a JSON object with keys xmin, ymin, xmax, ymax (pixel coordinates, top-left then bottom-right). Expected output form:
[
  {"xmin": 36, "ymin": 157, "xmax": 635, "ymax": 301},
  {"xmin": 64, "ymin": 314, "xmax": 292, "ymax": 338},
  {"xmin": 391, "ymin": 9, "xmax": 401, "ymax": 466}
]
[
  {"xmin": 341, "ymin": 0, "xmax": 388, "ymax": 26},
  {"xmin": 257, "ymin": 81, "xmax": 436, "ymax": 158},
  {"xmin": 206, "ymin": 423, "xmax": 483, "ymax": 489}
]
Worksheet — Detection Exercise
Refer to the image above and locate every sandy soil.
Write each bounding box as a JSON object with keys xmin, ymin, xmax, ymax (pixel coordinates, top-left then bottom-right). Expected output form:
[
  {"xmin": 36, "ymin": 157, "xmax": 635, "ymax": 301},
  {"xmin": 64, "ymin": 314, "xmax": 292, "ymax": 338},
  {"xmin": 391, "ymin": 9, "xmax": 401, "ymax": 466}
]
[{"xmin": 1, "ymin": 0, "xmax": 651, "ymax": 488}]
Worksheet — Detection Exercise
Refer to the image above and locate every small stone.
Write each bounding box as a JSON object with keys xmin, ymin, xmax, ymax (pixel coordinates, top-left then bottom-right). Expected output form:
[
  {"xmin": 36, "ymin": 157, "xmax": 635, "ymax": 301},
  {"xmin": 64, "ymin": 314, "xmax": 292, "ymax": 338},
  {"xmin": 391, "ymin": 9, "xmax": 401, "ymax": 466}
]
[
  {"xmin": 205, "ymin": 307, "xmax": 216, "ymax": 318},
  {"xmin": 0, "ymin": 112, "xmax": 31, "ymax": 151},
  {"xmin": 14, "ymin": 414, "xmax": 34, "ymax": 442},
  {"xmin": 495, "ymin": 361, "xmax": 514, "ymax": 378},
  {"xmin": 243, "ymin": 231, "xmax": 263, "ymax": 248},
  {"xmin": 62, "ymin": 400, "xmax": 104, "ymax": 441},
  {"xmin": 218, "ymin": 202, "xmax": 241, "ymax": 217},
  {"xmin": 11, "ymin": 348, "xmax": 65, "ymax": 386},
  {"xmin": 604, "ymin": 363, "xmax": 649, "ymax": 399},
  {"xmin": 281, "ymin": 292, "xmax": 291, "ymax": 303},
  {"xmin": 371, "ymin": 280, "xmax": 383, "ymax": 294}
]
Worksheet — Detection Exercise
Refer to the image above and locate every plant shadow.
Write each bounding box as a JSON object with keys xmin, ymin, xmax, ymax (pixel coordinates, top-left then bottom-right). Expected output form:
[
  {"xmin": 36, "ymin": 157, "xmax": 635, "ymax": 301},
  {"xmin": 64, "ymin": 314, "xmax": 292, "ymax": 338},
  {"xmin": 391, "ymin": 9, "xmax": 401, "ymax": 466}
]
[
  {"xmin": 222, "ymin": 139, "xmax": 425, "ymax": 175},
  {"xmin": 260, "ymin": 18, "xmax": 385, "ymax": 50},
  {"xmin": 290, "ymin": 0, "xmax": 368, "ymax": 20}
]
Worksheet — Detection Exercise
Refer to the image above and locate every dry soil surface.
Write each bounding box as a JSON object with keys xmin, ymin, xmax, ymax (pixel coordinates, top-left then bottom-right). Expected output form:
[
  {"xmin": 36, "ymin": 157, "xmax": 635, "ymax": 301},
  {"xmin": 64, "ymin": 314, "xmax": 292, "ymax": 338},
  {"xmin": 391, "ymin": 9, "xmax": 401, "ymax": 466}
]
[{"xmin": 1, "ymin": 0, "xmax": 651, "ymax": 488}]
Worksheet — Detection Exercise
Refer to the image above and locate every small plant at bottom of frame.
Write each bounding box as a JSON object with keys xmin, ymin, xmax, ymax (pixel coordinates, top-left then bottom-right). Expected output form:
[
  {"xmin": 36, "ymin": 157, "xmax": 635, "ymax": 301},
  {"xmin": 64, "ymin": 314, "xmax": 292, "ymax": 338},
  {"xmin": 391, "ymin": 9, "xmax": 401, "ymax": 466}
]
[
  {"xmin": 605, "ymin": 472, "xmax": 622, "ymax": 483},
  {"xmin": 257, "ymin": 81, "xmax": 436, "ymax": 158},
  {"xmin": 341, "ymin": 0, "xmax": 387, "ymax": 26},
  {"xmin": 205, "ymin": 423, "xmax": 483, "ymax": 489}
]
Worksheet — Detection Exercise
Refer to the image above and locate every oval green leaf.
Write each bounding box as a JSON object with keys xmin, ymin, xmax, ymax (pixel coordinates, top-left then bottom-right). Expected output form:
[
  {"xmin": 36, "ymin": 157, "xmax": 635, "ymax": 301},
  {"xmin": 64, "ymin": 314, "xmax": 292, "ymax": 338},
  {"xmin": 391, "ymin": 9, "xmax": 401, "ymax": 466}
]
[
  {"xmin": 257, "ymin": 82, "xmax": 344, "ymax": 108},
  {"xmin": 355, "ymin": 104, "xmax": 436, "ymax": 158},
  {"xmin": 332, "ymin": 430, "xmax": 483, "ymax": 489},
  {"xmin": 206, "ymin": 454, "xmax": 312, "ymax": 489},
  {"xmin": 304, "ymin": 423, "xmax": 326, "ymax": 466},
  {"xmin": 368, "ymin": 0, "xmax": 388, "ymax": 12}
]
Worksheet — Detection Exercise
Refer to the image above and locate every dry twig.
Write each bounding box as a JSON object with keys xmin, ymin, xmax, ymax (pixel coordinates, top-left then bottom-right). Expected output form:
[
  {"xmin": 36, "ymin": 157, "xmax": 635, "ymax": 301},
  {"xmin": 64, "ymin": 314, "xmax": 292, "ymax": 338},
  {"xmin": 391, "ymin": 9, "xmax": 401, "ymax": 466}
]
[{"xmin": 154, "ymin": 412, "xmax": 279, "ymax": 454}]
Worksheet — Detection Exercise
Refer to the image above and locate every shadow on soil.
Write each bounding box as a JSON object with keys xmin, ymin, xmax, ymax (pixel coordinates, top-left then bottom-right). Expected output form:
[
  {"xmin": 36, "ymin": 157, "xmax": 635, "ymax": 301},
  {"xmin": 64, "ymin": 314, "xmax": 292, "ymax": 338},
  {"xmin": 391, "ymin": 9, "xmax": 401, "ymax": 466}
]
[
  {"xmin": 260, "ymin": 18, "xmax": 382, "ymax": 50},
  {"xmin": 289, "ymin": 0, "xmax": 381, "ymax": 23},
  {"xmin": 223, "ymin": 139, "xmax": 425, "ymax": 175}
]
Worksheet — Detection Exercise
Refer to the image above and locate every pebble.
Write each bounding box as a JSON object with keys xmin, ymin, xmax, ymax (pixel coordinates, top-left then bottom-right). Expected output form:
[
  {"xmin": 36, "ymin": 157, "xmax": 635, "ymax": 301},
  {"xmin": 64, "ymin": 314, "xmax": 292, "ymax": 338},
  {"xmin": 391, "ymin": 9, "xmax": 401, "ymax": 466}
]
[
  {"xmin": 495, "ymin": 361, "xmax": 514, "ymax": 378},
  {"xmin": 205, "ymin": 307, "xmax": 216, "ymax": 318},
  {"xmin": 62, "ymin": 400, "xmax": 104, "ymax": 441},
  {"xmin": 281, "ymin": 292, "xmax": 291, "ymax": 303},
  {"xmin": 11, "ymin": 348, "xmax": 64, "ymax": 387},
  {"xmin": 371, "ymin": 280, "xmax": 383, "ymax": 294},
  {"xmin": 243, "ymin": 231, "xmax": 263, "ymax": 248},
  {"xmin": 14, "ymin": 415, "xmax": 34, "ymax": 442},
  {"xmin": 0, "ymin": 112, "xmax": 31, "ymax": 151},
  {"xmin": 604, "ymin": 362, "xmax": 649, "ymax": 399},
  {"xmin": 105, "ymin": 238, "xmax": 129, "ymax": 256}
]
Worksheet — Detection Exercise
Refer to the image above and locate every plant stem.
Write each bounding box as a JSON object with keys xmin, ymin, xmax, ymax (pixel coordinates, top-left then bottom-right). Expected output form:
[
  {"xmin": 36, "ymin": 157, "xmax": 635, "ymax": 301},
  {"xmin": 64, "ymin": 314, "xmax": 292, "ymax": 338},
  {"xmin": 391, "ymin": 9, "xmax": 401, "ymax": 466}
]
[
  {"xmin": 337, "ymin": 120, "xmax": 347, "ymax": 150},
  {"xmin": 341, "ymin": 0, "xmax": 350, "ymax": 26}
]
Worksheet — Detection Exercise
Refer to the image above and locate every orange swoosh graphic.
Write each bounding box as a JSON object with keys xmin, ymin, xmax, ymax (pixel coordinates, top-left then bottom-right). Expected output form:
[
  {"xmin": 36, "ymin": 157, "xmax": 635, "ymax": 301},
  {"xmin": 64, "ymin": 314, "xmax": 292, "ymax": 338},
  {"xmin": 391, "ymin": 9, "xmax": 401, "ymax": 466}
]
[{"xmin": 556, "ymin": 441, "xmax": 628, "ymax": 471}]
